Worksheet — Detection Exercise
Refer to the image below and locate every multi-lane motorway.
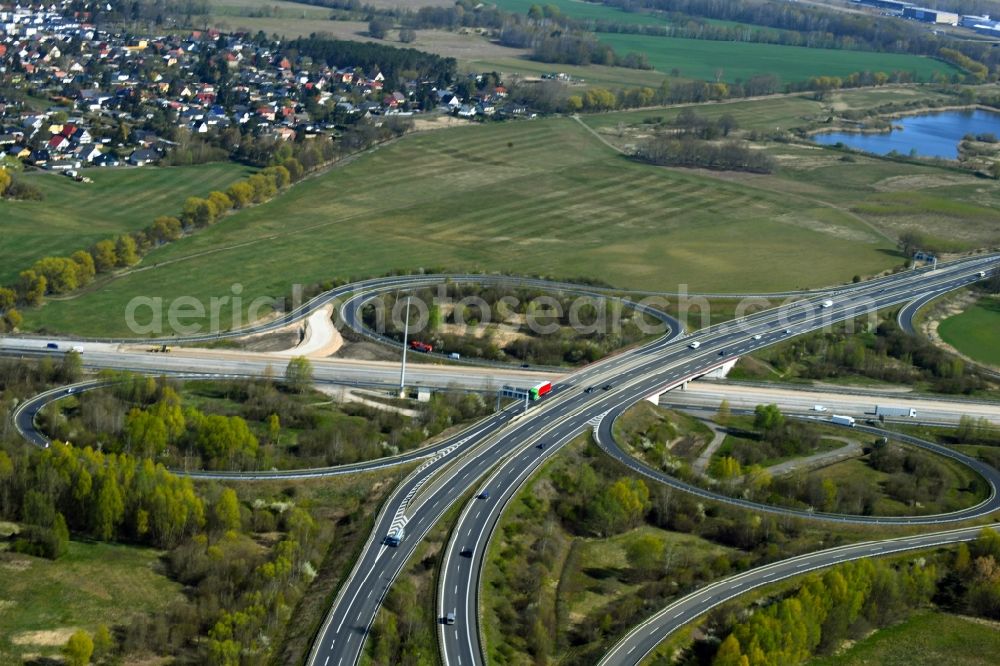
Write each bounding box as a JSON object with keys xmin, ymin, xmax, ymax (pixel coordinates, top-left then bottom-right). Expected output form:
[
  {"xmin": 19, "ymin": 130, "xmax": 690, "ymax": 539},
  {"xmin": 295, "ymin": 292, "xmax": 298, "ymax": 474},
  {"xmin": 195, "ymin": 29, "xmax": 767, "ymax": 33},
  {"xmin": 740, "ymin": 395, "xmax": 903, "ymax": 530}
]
[
  {"xmin": 433, "ymin": 255, "xmax": 1000, "ymax": 666},
  {"xmin": 6, "ymin": 256, "xmax": 999, "ymax": 666}
]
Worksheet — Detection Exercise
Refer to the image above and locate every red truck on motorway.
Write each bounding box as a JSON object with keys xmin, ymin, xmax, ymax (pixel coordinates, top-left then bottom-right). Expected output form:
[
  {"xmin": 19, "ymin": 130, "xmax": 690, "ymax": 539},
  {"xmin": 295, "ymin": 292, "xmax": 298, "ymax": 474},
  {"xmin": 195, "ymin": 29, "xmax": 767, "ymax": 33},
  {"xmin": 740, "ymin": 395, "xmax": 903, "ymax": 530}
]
[{"xmin": 410, "ymin": 340, "xmax": 433, "ymax": 353}]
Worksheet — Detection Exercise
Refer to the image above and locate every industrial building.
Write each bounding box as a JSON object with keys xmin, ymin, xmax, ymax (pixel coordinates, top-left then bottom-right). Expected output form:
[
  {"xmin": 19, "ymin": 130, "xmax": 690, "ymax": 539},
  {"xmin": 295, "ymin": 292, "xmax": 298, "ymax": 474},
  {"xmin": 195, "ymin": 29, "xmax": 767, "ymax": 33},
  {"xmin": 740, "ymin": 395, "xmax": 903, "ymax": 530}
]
[
  {"xmin": 903, "ymin": 6, "xmax": 960, "ymax": 25},
  {"xmin": 855, "ymin": 0, "xmax": 914, "ymax": 14}
]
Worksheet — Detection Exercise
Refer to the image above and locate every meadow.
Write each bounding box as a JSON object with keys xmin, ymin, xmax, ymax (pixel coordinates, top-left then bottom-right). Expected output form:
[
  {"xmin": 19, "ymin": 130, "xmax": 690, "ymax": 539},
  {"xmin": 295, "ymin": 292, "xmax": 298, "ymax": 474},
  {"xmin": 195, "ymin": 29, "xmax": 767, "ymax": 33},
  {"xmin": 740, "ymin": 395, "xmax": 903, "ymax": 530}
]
[
  {"xmin": 596, "ymin": 33, "xmax": 958, "ymax": 83},
  {"xmin": 938, "ymin": 296, "xmax": 1000, "ymax": 366},
  {"xmin": 808, "ymin": 611, "xmax": 1000, "ymax": 666},
  {"xmin": 489, "ymin": 0, "xmax": 668, "ymax": 26},
  {"xmin": 0, "ymin": 162, "xmax": 252, "ymax": 284},
  {"xmin": 22, "ymin": 118, "xmax": 897, "ymax": 336},
  {"xmin": 0, "ymin": 539, "xmax": 181, "ymax": 662}
]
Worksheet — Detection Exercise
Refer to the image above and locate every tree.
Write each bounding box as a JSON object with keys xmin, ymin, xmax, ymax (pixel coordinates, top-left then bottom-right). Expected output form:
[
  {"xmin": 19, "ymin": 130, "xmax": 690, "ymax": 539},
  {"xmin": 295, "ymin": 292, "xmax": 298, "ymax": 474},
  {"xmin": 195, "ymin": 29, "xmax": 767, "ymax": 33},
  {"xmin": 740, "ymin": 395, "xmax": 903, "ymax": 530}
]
[
  {"xmin": 61, "ymin": 350, "xmax": 83, "ymax": 383},
  {"xmin": 32, "ymin": 256, "xmax": 79, "ymax": 294},
  {"xmin": 151, "ymin": 216, "xmax": 182, "ymax": 243},
  {"xmin": 369, "ymin": 17, "xmax": 390, "ymax": 39},
  {"xmin": 71, "ymin": 251, "xmax": 96, "ymax": 286},
  {"xmin": 123, "ymin": 408, "xmax": 168, "ymax": 457},
  {"xmin": 63, "ymin": 630, "xmax": 94, "ymax": 666},
  {"xmin": 92, "ymin": 624, "xmax": 113, "ymax": 661},
  {"xmin": 753, "ymin": 404, "xmax": 785, "ymax": 436},
  {"xmin": 626, "ymin": 534, "xmax": 665, "ymax": 574},
  {"xmin": 284, "ymin": 356, "xmax": 314, "ymax": 393},
  {"xmin": 182, "ymin": 196, "xmax": 218, "ymax": 227},
  {"xmin": 399, "ymin": 27, "xmax": 417, "ymax": 43},
  {"xmin": 0, "ymin": 287, "xmax": 14, "ymax": 312},
  {"xmin": 716, "ymin": 399, "xmax": 732, "ymax": 426},
  {"xmin": 207, "ymin": 190, "xmax": 233, "ymax": 215},
  {"xmin": 52, "ymin": 512, "xmax": 69, "ymax": 558},
  {"xmin": 213, "ymin": 488, "xmax": 242, "ymax": 533},
  {"xmin": 91, "ymin": 240, "xmax": 118, "ymax": 272},
  {"xmin": 714, "ymin": 634, "xmax": 746, "ymax": 666},
  {"xmin": 92, "ymin": 474, "xmax": 125, "ymax": 540},
  {"xmin": 0, "ymin": 167, "xmax": 11, "ymax": 196},
  {"xmin": 15, "ymin": 270, "xmax": 46, "ymax": 306},
  {"xmin": 227, "ymin": 181, "xmax": 253, "ymax": 208},
  {"xmin": 115, "ymin": 235, "xmax": 139, "ymax": 266},
  {"xmin": 267, "ymin": 413, "xmax": 281, "ymax": 444}
]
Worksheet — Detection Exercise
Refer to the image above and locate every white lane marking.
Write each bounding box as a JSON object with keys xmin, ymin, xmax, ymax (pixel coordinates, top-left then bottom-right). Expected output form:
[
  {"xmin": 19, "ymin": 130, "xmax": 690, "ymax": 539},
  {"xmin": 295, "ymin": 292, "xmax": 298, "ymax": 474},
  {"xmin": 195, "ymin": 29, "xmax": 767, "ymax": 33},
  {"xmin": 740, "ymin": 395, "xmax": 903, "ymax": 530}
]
[
  {"xmin": 324, "ymin": 657, "xmax": 329, "ymax": 666},
  {"xmin": 673, "ymin": 611, "xmax": 684, "ymax": 618},
  {"xmin": 628, "ymin": 645, "xmax": 637, "ymax": 655},
  {"xmin": 455, "ymin": 584, "xmax": 458, "ymax": 594},
  {"xmin": 335, "ymin": 547, "xmax": 384, "ymax": 632}
]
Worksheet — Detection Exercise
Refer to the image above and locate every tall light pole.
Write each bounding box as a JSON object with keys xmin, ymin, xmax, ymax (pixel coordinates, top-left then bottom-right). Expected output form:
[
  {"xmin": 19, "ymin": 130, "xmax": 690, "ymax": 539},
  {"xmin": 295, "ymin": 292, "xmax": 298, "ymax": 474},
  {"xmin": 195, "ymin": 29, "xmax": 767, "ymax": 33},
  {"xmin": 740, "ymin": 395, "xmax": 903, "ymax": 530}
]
[{"xmin": 399, "ymin": 296, "xmax": 410, "ymax": 398}]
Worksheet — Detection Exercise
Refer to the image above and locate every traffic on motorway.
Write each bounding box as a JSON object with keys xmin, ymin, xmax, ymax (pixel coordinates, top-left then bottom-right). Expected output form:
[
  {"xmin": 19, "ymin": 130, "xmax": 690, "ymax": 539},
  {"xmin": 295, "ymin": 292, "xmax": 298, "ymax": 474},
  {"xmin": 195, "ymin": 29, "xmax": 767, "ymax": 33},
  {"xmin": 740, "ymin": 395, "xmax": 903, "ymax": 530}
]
[{"xmin": 6, "ymin": 255, "xmax": 1000, "ymax": 666}]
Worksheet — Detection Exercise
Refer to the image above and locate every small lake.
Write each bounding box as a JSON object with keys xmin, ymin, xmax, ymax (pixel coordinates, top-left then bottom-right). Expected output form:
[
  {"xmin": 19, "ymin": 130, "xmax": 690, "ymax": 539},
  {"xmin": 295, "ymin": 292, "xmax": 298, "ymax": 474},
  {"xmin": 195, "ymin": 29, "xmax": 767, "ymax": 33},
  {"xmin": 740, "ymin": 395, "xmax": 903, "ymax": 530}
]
[{"xmin": 812, "ymin": 109, "xmax": 1000, "ymax": 159}]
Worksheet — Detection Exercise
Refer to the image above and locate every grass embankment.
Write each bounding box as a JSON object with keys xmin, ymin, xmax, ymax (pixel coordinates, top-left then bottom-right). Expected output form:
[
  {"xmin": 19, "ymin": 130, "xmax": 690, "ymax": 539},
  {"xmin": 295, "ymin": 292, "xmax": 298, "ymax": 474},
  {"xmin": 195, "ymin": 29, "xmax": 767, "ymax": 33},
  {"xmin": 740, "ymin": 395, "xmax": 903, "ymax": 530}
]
[
  {"xmin": 938, "ymin": 296, "xmax": 1000, "ymax": 367},
  {"xmin": 595, "ymin": 33, "xmax": 958, "ymax": 84},
  {"xmin": 0, "ymin": 539, "xmax": 182, "ymax": 662},
  {"xmin": 612, "ymin": 401, "xmax": 715, "ymax": 468},
  {"xmin": 23, "ymin": 118, "xmax": 897, "ymax": 336},
  {"xmin": 807, "ymin": 611, "xmax": 1000, "ymax": 666},
  {"xmin": 0, "ymin": 162, "xmax": 252, "ymax": 284}
]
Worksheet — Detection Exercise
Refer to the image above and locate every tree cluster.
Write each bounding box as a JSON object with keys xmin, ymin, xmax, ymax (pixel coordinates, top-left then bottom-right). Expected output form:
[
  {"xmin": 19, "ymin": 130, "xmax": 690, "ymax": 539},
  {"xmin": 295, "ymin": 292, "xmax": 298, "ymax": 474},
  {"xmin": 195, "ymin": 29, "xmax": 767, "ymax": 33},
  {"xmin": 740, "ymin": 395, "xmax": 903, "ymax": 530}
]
[
  {"xmin": 285, "ymin": 35, "xmax": 457, "ymax": 90},
  {"xmin": 635, "ymin": 136, "xmax": 775, "ymax": 173},
  {"xmin": 711, "ymin": 556, "xmax": 938, "ymax": 665},
  {"xmin": 748, "ymin": 317, "xmax": 988, "ymax": 395},
  {"xmin": 365, "ymin": 284, "xmax": 659, "ymax": 367}
]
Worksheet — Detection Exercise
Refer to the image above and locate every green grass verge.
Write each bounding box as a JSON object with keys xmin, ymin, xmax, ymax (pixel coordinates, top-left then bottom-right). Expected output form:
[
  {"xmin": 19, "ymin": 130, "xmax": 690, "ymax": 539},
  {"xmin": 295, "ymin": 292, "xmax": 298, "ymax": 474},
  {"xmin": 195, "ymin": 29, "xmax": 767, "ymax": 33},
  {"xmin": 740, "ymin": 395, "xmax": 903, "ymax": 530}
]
[
  {"xmin": 0, "ymin": 162, "xmax": 253, "ymax": 284},
  {"xmin": 0, "ymin": 539, "xmax": 182, "ymax": 662},
  {"xmin": 938, "ymin": 296, "xmax": 1000, "ymax": 367},
  {"xmin": 22, "ymin": 118, "xmax": 897, "ymax": 336},
  {"xmin": 595, "ymin": 33, "xmax": 958, "ymax": 84},
  {"xmin": 807, "ymin": 610, "xmax": 1000, "ymax": 666}
]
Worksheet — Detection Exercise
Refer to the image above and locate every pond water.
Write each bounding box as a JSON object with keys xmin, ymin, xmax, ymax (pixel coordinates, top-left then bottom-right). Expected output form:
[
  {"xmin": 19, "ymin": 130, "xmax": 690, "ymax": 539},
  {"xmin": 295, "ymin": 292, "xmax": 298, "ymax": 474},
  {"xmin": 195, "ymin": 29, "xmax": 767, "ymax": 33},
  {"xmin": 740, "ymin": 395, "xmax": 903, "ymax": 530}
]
[{"xmin": 812, "ymin": 109, "xmax": 1000, "ymax": 159}]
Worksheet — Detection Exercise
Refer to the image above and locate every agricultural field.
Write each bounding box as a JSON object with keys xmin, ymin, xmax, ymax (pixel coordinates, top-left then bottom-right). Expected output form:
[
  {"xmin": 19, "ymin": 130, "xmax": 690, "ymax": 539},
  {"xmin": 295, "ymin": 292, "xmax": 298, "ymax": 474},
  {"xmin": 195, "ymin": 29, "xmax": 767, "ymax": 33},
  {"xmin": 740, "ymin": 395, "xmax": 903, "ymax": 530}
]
[
  {"xmin": 938, "ymin": 296, "xmax": 1000, "ymax": 367},
  {"xmin": 0, "ymin": 539, "xmax": 182, "ymax": 662},
  {"xmin": 595, "ymin": 33, "xmax": 958, "ymax": 83},
  {"xmin": 808, "ymin": 611, "xmax": 1000, "ymax": 666},
  {"xmin": 22, "ymin": 118, "xmax": 899, "ymax": 336},
  {"xmin": 490, "ymin": 0, "xmax": 668, "ymax": 26},
  {"xmin": 0, "ymin": 162, "xmax": 253, "ymax": 284}
]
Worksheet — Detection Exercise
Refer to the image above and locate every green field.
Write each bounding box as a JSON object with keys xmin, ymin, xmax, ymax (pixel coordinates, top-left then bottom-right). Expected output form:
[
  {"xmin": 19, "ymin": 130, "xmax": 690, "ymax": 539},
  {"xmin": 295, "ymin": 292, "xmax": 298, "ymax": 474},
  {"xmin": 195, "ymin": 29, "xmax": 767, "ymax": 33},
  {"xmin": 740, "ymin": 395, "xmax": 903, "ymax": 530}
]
[
  {"xmin": 938, "ymin": 297, "xmax": 1000, "ymax": 367},
  {"xmin": 808, "ymin": 611, "xmax": 1000, "ymax": 666},
  {"xmin": 21, "ymin": 118, "xmax": 899, "ymax": 336},
  {"xmin": 0, "ymin": 163, "xmax": 253, "ymax": 284},
  {"xmin": 596, "ymin": 33, "xmax": 958, "ymax": 83},
  {"xmin": 490, "ymin": 0, "xmax": 668, "ymax": 26},
  {"xmin": 0, "ymin": 539, "xmax": 182, "ymax": 662}
]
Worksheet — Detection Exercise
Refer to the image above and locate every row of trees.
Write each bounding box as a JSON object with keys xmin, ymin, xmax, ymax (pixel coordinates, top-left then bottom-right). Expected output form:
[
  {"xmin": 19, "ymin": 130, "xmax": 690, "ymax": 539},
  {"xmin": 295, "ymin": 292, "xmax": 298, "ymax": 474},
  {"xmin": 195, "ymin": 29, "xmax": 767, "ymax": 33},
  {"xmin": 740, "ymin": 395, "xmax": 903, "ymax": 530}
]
[
  {"xmin": 1, "ymin": 159, "xmax": 301, "ymax": 317},
  {"xmin": 635, "ymin": 136, "xmax": 776, "ymax": 173}
]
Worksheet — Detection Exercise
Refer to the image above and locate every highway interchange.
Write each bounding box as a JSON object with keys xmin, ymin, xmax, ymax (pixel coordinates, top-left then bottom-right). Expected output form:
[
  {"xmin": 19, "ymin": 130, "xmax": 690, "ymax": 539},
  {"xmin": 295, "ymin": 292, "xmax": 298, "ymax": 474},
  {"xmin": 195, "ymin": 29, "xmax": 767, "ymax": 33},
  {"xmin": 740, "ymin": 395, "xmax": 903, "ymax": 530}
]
[{"xmin": 4, "ymin": 255, "xmax": 1000, "ymax": 666}]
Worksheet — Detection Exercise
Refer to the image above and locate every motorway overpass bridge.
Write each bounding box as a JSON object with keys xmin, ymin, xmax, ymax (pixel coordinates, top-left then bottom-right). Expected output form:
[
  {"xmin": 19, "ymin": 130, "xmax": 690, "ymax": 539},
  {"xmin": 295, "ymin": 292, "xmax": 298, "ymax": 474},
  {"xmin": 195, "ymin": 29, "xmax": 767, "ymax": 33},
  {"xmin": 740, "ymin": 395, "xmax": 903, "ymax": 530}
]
[{"xmin": 5, "ymin": 256, "xmax": 1000, "ymax": 666}]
